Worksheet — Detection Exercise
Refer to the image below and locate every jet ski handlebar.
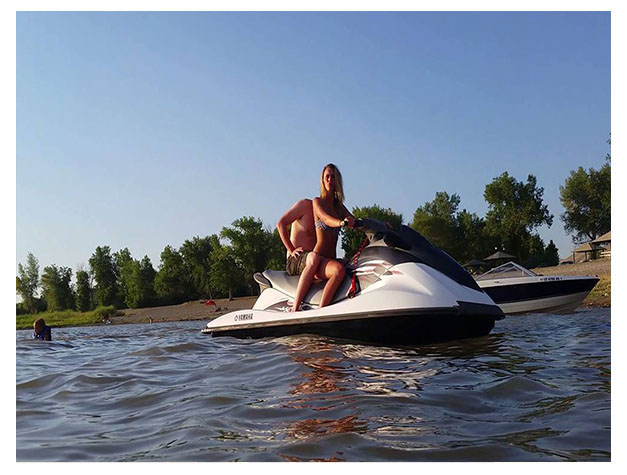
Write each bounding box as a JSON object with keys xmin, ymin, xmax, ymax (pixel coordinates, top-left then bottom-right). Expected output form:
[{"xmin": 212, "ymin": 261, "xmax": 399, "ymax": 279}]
[
  {"xmin": 353, "ymin": 218, "xmax": 386, "ymax": 233},
  {"xmin": 350, "ymin": 218, "xmax": 412, "ymax": 250}
]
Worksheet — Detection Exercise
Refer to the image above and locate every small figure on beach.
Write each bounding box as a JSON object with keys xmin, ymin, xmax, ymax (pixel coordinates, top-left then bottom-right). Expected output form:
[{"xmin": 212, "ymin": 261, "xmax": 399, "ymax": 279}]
[
  {"xmin": 33, "ymin": 318, "xmax": 52, "ymax": 341},
  {"xmin": 149, "ymin": 317, "xmax": 153, "ymax": 324}
]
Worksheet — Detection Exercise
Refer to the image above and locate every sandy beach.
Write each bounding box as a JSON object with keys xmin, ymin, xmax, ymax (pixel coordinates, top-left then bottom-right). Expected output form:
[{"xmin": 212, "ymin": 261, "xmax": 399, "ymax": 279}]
[{"xmin": 114, "ymin": 296, "xmax": 258, "ymax": 325}]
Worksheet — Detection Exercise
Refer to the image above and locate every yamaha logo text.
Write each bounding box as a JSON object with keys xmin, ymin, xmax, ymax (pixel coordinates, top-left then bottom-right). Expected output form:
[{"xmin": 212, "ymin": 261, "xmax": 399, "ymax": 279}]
[{"xmin": 234, "ymin": 313, "xmax": 253, "ymax": 322}]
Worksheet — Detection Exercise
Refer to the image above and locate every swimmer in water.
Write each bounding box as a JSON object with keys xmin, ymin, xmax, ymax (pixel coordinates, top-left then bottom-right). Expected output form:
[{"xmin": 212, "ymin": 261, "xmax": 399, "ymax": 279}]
[{"xmin": 33, "ymin": 318, "xmax": 52, "ymax": 341}]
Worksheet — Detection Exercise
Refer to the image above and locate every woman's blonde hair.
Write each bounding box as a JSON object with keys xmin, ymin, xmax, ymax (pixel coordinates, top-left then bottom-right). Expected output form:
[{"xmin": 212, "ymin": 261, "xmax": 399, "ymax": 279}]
[{"xmin": 320, "ymin": 163, "xmax": 345, "ymax": 207}]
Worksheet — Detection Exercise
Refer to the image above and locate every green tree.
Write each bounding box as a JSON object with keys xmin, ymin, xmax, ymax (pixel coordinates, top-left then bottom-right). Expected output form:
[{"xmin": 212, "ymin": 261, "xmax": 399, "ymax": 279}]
[
  {"xmin": 58, "ymin": 265, "xmax": 75, "ymax": 310},
  {"xmin": 342, "ymin": 204, "xmax": 403, "ymax": 258},
  {"xmin": 522, "ymin": 234, "xmax": 546, "ymax": 268},
  {"xmin": 16, "ymin": 252, "xmax": 40, "ymax": 314},
  {"xmin": 114, "ymin": 248, "xmax": 134, "ymax": 308},
  {"xmin": 411, "ymin": 193, "xmax": 496, "ymax": 263},
  {"xmin": 606, "ymin": 133, "xmax": 611, "ymax": 162},
  {"xmin": 411, "ymin": 192, "xmax": 463, "ymax": 258},
  {"xmin": 559, "ymin": 162, "xmax": 611, "ymax": 244},
  {"xmin": 180, "ymin": 236, "xmax": 213, "ymax": 299},
  {"xmin": 75, "ymin": 268, "xmax": 93, "ymax": 312},
  {"xmin": 220, "ymin": 217, "xmax": 271, "ymax": 294},
  {"xmin": 89, "ymin": 246, "xmax": 119, "ymax": 307},
  {"xmin": 125, "ymin": 256, "xmax": 157, "ymax": 308},
  {"xmin": 154, "ymin": 245, "xmax": 191, "ymax": 304},
  {"xmin": 484, "ymin": 173, "xmax": 553, "ymax": 262},
  {"xmin": 543, "ymin": 240, "xmax": 560, "ymax": 267},
  {"xmin": 41, "ymin": 265, "xmax": 75, "ymax": 311},
  {"xmin": 456, "ymin": 209, "xmax": 498, "ymax": 263},
  {"xmin": 210, "ymin": 242, "xmax": 244, "ymax": 300},
  {"xmin": 266, "ymin": 228, "xmax": 287, "ymax": 271}
]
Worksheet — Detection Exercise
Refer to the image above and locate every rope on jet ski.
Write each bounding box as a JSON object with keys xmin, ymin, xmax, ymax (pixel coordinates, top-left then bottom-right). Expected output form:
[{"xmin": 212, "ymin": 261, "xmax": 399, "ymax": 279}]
[{"xmin": 348, "ymin": 237, "xmax": 370, "ymax": 298}]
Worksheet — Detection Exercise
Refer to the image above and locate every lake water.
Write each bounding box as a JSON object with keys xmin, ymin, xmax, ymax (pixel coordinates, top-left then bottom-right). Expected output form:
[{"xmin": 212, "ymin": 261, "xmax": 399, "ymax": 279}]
[{"xmin": 16, "ymin": 308, "xmax": 610, "ymax": 462}]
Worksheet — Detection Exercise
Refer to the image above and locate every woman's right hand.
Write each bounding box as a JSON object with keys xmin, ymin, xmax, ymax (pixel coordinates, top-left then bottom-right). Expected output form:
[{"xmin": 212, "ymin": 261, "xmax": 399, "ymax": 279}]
[{"xmin": 290, "ymin": 247, "xmax": 304, "ymax": 259}]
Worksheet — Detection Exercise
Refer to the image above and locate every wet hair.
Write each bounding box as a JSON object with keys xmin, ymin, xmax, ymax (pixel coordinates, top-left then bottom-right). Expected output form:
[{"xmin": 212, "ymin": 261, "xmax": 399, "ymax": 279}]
[
  {"xmin": 319, "ymin": 163, "xmax": 345, "ymax": 207},
  {"xmin": 33, "ymin": 318, "xmax": 46, "ymax": 332}
]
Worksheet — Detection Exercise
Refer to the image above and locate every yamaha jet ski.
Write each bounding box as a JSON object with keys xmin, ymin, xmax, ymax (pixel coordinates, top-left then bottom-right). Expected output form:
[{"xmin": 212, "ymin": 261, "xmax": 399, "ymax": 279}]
[{"xmin": 202, "ymin": 219, "xmax": 504, "ymax": 344}]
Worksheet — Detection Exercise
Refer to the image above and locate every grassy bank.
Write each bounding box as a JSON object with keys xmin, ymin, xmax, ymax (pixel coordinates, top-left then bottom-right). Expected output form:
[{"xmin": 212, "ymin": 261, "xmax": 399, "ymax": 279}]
[
  {"xmin": 584, "ymin": 275, "xmax": 611, "ymax": 307},
  {"xmin": 16, "ymin": 306, "xmax": 122, "ymax": 330}
]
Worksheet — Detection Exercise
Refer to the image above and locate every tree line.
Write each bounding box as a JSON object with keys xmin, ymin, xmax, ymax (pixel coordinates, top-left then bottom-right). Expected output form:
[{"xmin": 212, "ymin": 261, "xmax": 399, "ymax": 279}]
[
  {"xmin": 17, "ymin": 141, "xmax": 610, "ymax": 315},
  {"xmin": 17, "ymin": 217, "xmax": 285, "ymax": 314}
]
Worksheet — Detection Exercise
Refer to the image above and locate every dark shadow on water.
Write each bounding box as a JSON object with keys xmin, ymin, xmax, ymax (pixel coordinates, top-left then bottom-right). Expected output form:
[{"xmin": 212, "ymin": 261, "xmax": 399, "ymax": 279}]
[{"xmin": 277, "ymin": 331, "xmax": 509, "ymax": 359}]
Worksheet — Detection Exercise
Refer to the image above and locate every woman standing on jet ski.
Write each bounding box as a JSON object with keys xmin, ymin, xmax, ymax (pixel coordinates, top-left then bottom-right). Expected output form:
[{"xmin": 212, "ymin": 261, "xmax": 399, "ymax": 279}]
[{"xmin": 291, "ymin": 163, "xmax": 356, "ymax": 311}]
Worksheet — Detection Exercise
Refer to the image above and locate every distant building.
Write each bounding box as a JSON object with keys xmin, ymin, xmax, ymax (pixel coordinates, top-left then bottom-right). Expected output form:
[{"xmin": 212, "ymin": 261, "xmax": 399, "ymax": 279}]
[
  {"xmin": 573, "ymin": 242, "xmax": 598, "ymax": 263},
  {"xmin": 570, "ymin": 230, "xmax": 611, "ymax": 263},
  {"xmin": 591, "ymin": 231, "xmax": 611, "ymax": 258}
]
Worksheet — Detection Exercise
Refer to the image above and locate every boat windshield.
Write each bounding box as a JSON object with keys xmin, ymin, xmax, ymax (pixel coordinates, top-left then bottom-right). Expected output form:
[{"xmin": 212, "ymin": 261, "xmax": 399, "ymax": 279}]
[{"xmin": 475, "ymin": 261, "xmax": 538, "ymax": 281}]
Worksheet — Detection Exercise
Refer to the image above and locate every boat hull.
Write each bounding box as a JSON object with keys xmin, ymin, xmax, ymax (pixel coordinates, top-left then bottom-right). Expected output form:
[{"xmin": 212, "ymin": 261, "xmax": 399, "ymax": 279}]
[
  {"xmin": 489, "ymin": 291, "xmax": 593, "ymax": 315},
  {"xmin": 479, "ymin": 277, "xmax": 599, "ymax": 315}
]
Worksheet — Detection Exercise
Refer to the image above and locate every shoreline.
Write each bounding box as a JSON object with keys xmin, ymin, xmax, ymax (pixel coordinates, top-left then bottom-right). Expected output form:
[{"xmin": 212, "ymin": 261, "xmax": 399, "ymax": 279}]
[
  {"xmin": 112, "ymin": 259, "xmax": 611, "ymax": 326},
  {"xmin": 112, "ymin": 296, "xmax": 259, "ymax": 326},
  {"xmin": 112, "ymin": 300, "xmax": 612, "ymax": 328},
  {"xmin": 114, "ymin": 297, "xmax": 610, "ymax": 327},
  {"xmin": 19, "ymin": 297, "xmax": 610, "ymax": 330},
  {"xmin": 18, "ymin": 260, "xmax": 610, "ymax": 329}
]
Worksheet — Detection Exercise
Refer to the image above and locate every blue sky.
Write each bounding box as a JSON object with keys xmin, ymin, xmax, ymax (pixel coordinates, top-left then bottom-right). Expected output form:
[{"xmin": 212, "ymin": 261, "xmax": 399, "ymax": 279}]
[{"xmin": 16, "ymin": 11, "xmax": 610, "ymax": 273}]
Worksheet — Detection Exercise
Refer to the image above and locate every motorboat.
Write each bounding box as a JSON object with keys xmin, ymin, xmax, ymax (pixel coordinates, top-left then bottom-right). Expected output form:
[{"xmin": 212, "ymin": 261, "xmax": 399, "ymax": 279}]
[
  {"xmin": 202, "ymin": 219, "xmax": 504, "ymax": 344},
  {"xmin": 475, "ymin": 261, "xmax": 599, "ymax": 315}
]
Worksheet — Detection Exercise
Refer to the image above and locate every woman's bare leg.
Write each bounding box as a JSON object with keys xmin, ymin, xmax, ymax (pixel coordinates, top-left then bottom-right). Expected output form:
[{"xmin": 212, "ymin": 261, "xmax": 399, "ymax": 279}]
[
  {"xmin": 291, "ymin": 252, "xmax": 321, "ymax": 312},
  {"xmin": 315, "ymin": 259, "xmax": 347, "ymax": 308}
]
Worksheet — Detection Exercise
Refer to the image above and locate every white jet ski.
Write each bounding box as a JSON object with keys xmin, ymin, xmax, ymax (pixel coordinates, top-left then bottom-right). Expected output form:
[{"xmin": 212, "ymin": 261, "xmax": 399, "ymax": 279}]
[{"xmin": 202, "ymin": 219, "xmax": 504, "ymax": 345}]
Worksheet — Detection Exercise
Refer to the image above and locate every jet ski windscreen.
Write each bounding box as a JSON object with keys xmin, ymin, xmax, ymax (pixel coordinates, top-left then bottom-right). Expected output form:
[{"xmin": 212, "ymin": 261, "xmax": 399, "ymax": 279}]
[{"xmin": 398, "ymin": 225, "xmax": 482, "ymax": 292}]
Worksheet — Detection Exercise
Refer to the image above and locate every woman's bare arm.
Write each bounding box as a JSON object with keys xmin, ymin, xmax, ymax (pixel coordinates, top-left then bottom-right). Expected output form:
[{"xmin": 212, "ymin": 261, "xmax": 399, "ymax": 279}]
[
  {"xmin": 341, "ymin": 204, "xmax": 355, "ymax": 219},
  {"xmin": 340, "ymin": 204, "xmax": 356, "ymax": 227},
  {"xmin": 313, "ymin": 198, "xmax": 343, "ymax": 228}
]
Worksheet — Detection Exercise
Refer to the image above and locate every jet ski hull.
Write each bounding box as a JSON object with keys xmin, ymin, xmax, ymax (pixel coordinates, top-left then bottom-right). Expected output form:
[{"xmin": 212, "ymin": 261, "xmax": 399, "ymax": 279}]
[{"xmin": 202, "ymin": 302, "xmax": 501, "ymax": 345}]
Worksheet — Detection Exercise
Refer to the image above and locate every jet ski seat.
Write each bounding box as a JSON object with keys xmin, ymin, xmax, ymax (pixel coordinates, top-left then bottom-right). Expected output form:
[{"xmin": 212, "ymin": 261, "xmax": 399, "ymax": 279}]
[{"xmin": 255, "ymin": 269, "xmax": 355, "ymax": 307}]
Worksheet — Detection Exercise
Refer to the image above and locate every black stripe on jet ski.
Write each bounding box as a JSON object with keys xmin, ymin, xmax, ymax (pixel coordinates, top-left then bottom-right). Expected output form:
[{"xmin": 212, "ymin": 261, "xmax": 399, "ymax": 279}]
[
  {"xmin": 481, "ymin": 278, "xmax": 599, "ymax": 304},
  {"xmin": 206, "ymin": 312, "xmax": 498, "ymax": 345},
  {"xmin": 204, "ymin": 302, "xmax": 502, "ymax": 344}
]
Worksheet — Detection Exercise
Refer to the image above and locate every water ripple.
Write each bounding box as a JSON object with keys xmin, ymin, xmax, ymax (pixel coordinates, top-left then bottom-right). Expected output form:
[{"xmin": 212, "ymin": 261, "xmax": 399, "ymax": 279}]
[{"xmin": 16, "ymin": 309, "xmax": 610, "ymax": 461}]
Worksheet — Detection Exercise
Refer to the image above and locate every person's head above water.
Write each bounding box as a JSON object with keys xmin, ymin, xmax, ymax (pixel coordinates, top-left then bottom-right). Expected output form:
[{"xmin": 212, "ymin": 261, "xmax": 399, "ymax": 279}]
[
  {"xmin": 33, "ymin": 317, "xmax": 51, "ymax": 341},
  {"xmin": 319, "ymin": 163, "xmax": 344, "ymax": 205},
  {"xmin": 33, "ymin": 318, "xmax": 46, "ymax": 334}
]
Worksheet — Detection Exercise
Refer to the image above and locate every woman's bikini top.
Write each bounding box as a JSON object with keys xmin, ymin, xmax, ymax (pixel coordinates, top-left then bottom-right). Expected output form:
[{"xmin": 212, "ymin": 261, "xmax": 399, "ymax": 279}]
[{"xmin": 315, "ymin": 219, "xmax": 340, "ymax": 234}]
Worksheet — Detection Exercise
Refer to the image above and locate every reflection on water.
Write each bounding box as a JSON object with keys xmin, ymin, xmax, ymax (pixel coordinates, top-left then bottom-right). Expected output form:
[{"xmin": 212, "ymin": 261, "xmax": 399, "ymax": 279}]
[
  {"xmin": 16, "ymin": 309, "xmax": 610, "ymax": 461},
  {"xmin": 280, "ymin": 339, "xmax": 365, "ymax": 443}
]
